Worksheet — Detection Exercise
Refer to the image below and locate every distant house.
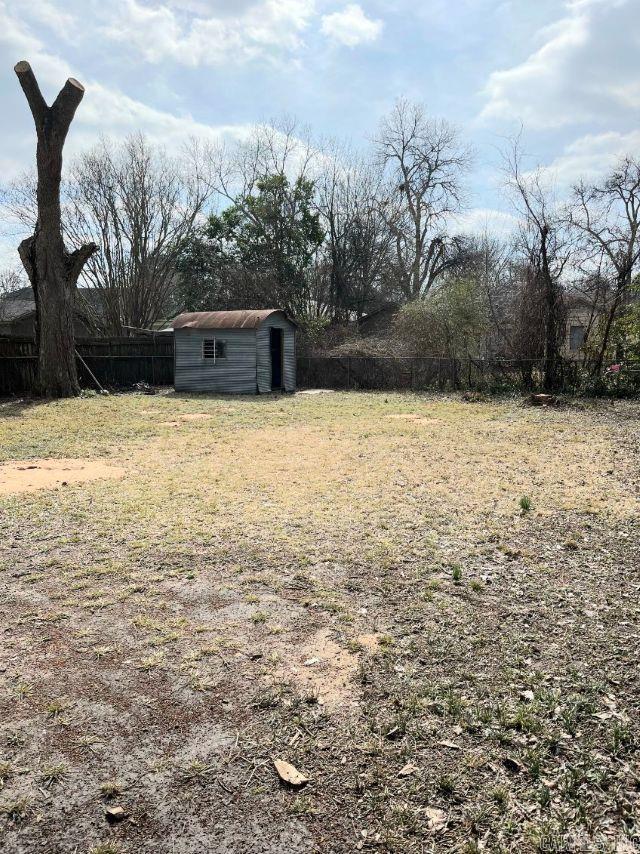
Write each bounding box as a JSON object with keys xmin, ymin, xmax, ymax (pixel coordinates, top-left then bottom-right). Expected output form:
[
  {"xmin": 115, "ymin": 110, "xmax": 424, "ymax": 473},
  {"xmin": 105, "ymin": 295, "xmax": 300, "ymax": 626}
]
[
  {"xmin": 172, "ymin": 309, "xmax": 297, "ymax": 394},
  {"xmin": 0, "ymin": 286, "xmax": 102, "ymax": 337},
  {"xmin": 561, "ymin": 290, "xmax": 603, "ymax": 361},
  {"xmin": 357, "ymin": 303, "xmax": 400, "ymax": 337},
  {"xmin": 564, "ymin": 307, "xmax": 591, "ymax": 359}
]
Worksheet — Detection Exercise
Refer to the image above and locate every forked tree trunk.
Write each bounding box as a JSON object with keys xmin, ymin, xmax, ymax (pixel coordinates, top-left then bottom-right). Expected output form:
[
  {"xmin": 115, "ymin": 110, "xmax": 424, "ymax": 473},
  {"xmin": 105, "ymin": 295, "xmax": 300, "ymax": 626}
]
[{"xmin": 14, "ymin": 61, "xmax": 97, "ymax": 398}]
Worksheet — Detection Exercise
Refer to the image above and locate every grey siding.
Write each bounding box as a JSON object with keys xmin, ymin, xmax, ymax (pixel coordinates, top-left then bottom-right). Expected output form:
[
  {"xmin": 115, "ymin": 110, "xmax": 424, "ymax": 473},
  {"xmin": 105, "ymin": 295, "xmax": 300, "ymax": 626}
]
[
  {"xmin": 256, "ymin": 315, "xmax": 296, "ymax": 393},
  {"xmin": 174, "ymin": 328, "xmax": 257, "ymax": 393}
]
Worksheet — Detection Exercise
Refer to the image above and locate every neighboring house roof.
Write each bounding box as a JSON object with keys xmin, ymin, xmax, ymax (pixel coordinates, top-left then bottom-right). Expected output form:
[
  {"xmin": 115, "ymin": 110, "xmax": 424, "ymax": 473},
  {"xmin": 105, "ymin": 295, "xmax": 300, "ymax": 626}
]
[
  {"xmin": 172, "ymin": 309, "xmax": 298, "ymax": 330},
  {"xmin": 357, "ymin": 302, "xmax": 400, "ymax": 323},
  {"xmin": 0, "ymin": 299, "xmax": 35, "ymax": 323},
  {"xmin": 75, "ymin": 288, "xmax": 106, "ymax": 315},
  {"xmin": 3, "ymin": 287, "xmax": 36, "ymax": 301},
  {"xmin": 565, "ymin": 293, "xmax": 597, "ymax": 311},
  {"xmin": 0, "ymin": 286, "xmax": 104, "ymax": 326},
  {"xmin": 356, "ymin": 303, "xmax": 400, "ymax": 337}
]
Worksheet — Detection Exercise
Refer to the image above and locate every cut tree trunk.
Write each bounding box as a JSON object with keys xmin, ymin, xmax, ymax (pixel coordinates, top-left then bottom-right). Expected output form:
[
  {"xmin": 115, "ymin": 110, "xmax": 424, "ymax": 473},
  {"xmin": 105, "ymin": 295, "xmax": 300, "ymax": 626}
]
[{"xmin": 14, "ymin": 61, "xmax": 97, "ymax": 398}]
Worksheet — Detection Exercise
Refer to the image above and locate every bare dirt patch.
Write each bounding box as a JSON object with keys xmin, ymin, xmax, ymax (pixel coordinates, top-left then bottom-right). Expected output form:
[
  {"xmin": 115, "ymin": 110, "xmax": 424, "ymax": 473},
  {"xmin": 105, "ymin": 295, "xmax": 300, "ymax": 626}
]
[
  {"xmin": 0, "ymin": 458, "xmax": 126, "ymax": 495},
  {"xmin": 357, "ymin": 633, "xmax": 381, "ymax": 652},
  {"xmin": 268, "ymin": 628, "xmax": 378, "ymax": 711},
  {"xmin": 386, "ymin": 413, "xmax": 439, "ymax": 425},
  {"xmin": 178, "ymin": 413, "xmax": 213, "ymax": 421},
  {"xmin": 160, "ymin": 413, "xmax": 214, "ymax": 427}
]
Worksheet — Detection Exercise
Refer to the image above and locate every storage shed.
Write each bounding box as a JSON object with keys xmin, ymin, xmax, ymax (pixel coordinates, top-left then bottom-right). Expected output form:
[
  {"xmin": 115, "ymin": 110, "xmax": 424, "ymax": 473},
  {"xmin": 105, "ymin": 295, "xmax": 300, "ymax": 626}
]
[{"xmin": 172, "ymin": 309, "xmax": 297, "ymax": 394}]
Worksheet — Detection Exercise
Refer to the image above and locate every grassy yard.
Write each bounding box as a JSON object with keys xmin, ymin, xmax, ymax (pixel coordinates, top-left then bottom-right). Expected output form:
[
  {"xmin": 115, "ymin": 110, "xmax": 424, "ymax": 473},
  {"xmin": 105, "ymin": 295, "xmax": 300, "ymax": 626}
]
[{"xmin": 0, "ymin": 390, "xmax": 639, "ymax": 853}]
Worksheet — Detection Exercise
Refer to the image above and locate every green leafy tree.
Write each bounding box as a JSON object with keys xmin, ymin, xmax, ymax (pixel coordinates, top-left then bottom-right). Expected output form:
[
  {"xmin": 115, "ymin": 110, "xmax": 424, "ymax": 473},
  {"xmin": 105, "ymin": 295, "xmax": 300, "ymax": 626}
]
[
  {"xmin": 175, "ymin": 214, "xmax": 239, "ymax": 311},
  {"xmin": 394, "ymin": 278, "xmax": 490, "ymax": 359},
  {"xmin": 230, "ymin": 174, "xmax": 324, "ymax": 316},
  {"xmin": 177, "ymin": 174, "xmax": 324, "ymax": 317}
]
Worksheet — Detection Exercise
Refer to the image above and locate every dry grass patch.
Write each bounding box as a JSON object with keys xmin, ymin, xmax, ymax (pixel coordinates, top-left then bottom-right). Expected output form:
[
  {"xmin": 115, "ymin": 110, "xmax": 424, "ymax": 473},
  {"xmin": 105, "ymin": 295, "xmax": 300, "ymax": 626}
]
[{"xmin": 0, "ymin": 391, "xmax": 638, "ymax": 852}]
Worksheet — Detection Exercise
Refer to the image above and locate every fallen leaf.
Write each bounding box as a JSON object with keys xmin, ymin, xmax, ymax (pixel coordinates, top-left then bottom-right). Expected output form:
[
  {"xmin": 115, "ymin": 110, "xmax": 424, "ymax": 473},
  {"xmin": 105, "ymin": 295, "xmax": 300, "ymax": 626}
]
[
  {"xmin": 425, "ymin": 807, "xmax": 447, "ymax": 832},
  {"xmin": 398, "ymin": 763, "xmax": 418, "ymax": 777},
  {"xmin": 438, "ymin": 740, "xmax": 461, "ymax": 750},
  {"xmin": 502, "ymin": 756, "xmax": 523, "ymax": 773},
  {"xmin": 593, "ymin": 712, "xmax": 614, "ymax": 721},
  {"xmin": 105, "ymin": 806, "xmax": 127, "ymax": 824},
  {"xmin": 273, "ymin": 758, "xmax": 308, "ymax": 787}
]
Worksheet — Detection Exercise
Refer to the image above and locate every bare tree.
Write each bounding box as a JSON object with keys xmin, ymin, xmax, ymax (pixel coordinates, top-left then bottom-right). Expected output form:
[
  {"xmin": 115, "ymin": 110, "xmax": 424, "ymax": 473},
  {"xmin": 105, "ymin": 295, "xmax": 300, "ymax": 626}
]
[
  {"xmin": 14, "ymin": 61, "xmax": 97, "ymax": 397},
  {"xmin": 209, "ymin": 117, "xmax": 317, "ymax": 211},
  {"xmin": 504, "ymin": 138, "xmax": 571, "ymax": 390},
  {"xmin": 374, "ymin": 99, "xmax": 471, "ymax": 300},
  {"xmin": 316, "ymin": 145, "xmax": 393, "ymax": 321},
  {"xmin": 570, "ymin": 157, "xmax": 640, "ymax": 375},
  {"xmin": 448, "ymin": 233, "xmax": 517, "ymax": 356},
  {"xmin": 0, "ymin": 268, "xmax": 27, "ymax": 323},
  {"xmin": 0, "ymin": 268, "xmax": 25, "ymax": 296},
  {"xmin": 67, "ymin": 134, "xmax": 212, "ymax": 335}
]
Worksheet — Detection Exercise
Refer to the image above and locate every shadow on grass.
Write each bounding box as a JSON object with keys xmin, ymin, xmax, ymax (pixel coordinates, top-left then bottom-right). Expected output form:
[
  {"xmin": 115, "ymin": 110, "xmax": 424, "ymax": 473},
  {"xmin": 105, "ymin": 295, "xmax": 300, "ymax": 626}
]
[{"xmin": 0, "ymin": 396, "xmax": 51, "ymax": 418}]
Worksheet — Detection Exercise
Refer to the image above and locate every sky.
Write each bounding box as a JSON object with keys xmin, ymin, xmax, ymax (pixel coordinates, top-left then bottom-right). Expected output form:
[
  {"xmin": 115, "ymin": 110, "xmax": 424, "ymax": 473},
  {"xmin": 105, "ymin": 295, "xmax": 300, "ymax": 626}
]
[{"xmin": 0, "ymin": 0, "xmax": 639, "ymax": 268}]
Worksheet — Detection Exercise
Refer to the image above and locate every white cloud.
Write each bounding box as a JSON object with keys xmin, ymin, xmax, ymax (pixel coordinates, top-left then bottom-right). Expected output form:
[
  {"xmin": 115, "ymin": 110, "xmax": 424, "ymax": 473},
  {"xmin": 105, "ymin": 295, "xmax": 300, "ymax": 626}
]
[
  {"xmin": 479, "ymin": 0, "xmax": 640, "ymax": 129},
  {"xmin": 0, "ymin": 1, "xmax": 251, "ymax": 167},
  {"xmin": 541, "ymin": 129, "xmax": 640, "ymax": 187},
  {"xmin": 0, "ymin": 0, "xmax": 254, "ymax": 263},
  {"xmin": 102, "ymin": 0, "xmax": 316, "ymax": 66},
  {"xmin": 21, "ymin": 0, "xmax": 78, "ymax": 39},
  {"xmin": 320, "ymin": 3, "xmax": 382, "ymax": 47},
  {"xmin": 453, "ymin": 208, "xmax": 520, "ymax": 240}
]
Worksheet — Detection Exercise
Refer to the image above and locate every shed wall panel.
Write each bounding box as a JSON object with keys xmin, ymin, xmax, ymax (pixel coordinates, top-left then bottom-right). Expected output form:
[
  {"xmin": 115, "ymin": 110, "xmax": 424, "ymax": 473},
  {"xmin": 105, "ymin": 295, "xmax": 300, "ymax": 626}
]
[
  {"xmin": 174, "ymin": 328, "xmax": 257, "ymax": 393},
  {"xmin": 256, "ymin": 315, "xmax": 296, "ymax": 393}
]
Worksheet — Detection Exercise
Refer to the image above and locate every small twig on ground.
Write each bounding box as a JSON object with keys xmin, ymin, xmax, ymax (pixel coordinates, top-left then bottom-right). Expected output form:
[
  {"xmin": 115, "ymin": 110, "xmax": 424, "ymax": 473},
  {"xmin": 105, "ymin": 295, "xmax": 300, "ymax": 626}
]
[{"xmin": 242, "ymin": 759, "xmax": 269, "ymax": 788}]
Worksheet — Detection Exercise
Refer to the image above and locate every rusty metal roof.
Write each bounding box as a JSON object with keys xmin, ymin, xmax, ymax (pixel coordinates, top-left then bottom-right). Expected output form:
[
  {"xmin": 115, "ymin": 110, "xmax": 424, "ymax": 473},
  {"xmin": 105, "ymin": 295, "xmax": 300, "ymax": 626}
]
[{"xmin": 172, "ymin": 309, "xmax": 297, "ymax": 330}]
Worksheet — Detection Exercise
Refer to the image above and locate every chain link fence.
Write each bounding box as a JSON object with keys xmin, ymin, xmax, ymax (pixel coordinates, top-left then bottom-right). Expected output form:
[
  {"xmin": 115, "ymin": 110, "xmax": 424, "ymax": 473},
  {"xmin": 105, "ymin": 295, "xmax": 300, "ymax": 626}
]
[{"xmin": 297, "ymin": 355, "xmax": 640, "ymax": 395}]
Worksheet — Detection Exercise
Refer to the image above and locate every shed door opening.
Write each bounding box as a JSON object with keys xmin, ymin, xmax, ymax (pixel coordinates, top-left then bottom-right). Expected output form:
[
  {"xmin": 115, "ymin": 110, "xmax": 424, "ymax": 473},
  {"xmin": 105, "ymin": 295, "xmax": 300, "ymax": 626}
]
[{"xmin": 270, "ymin": 328, "xmax": 283, "ymax": 390}]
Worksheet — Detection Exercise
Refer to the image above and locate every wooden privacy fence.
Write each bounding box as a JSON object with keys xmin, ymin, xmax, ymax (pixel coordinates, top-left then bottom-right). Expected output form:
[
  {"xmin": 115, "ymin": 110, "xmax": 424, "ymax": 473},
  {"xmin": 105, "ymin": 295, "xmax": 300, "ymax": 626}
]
[{"xmin": 0, "ymin": 336, "xmax": 174, "ymax": 394}]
